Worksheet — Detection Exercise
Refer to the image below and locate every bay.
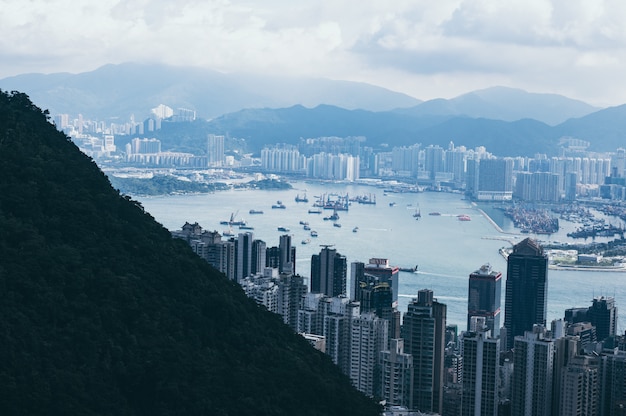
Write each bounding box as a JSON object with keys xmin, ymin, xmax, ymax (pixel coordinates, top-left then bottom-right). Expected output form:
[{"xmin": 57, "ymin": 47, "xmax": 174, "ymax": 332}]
[{"xmin": 136, "ymin": 181, "xmax": 625, "ymax": 333}]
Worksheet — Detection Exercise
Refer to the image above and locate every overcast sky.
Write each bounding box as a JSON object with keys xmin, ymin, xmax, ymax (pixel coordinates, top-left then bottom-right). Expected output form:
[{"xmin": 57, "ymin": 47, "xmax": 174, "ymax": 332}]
[{"xmin": 2, "ymin": 0, "xmax": 626, "ymax": 107}]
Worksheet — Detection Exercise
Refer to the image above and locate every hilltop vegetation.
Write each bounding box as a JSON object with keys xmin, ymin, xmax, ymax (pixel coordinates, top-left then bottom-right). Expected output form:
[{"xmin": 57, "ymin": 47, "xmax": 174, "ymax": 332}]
[{"xmin": 0, "ymin": 90, "xmax": 381, "ymax": 415}]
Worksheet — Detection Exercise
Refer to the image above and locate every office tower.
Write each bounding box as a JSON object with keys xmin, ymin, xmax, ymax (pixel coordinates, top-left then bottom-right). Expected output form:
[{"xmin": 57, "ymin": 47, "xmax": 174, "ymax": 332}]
[
  {"xmin": 364, "ymin": 258, "xmax": 400, "ymax": 305},
  {"xmin": 559, "ymin": 355, "xmax": 600, "ymax": 416},
  {"xmin": 266, "ymin": 246, "xmax": 280, "ymax": 269},
  {"xmin": 510, "ymin": 326, "xmax": 554, "ymax": 416},
  {"xmin": 279, "ymin": 234, "xmax": 296, "ymax": 274},
  {"xmin": 235, "ymin": 232, "xmax": 253, "ymax": 282},
  {"xmin": 588, "ymin": 296, "xmax": 617, "ymax": 342},
  {"xmin": 462, "ymin": 328, "xmax": 500, "ymax": 416},
  {"xmin": 476, "ymin": 157, "xmax": 513, "ymax": 201},
  {"xmin": 380, "ymin": 339, "xmax": 414, "ymax": 409},
  {"xmin": 311, "ymin": 246, "xmax": 347, "ymax": 297},
  {"xmin": 402, "ymin": 289, "xmax": 446, "ymax": 414},
  {"xmin": 207, "ymin": 134, "xmax": 225, "ymax": 167},
  {"xmin": 467, "ymin": 263, "xmax": 502, "ymax": 338},
  {"xmin": 251, "ymin": 239, "xmax": 266, "ymax": 275},
  {"xmin": 504, "ymin": 238, "xmax": 548, "ymax": 349},
  {"xmin": 349, "ymin": 312, "xmax": 388, "ymax": 397}
]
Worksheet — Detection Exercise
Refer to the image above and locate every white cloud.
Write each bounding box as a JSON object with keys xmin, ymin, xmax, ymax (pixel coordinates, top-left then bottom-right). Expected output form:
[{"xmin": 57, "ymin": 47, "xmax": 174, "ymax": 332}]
[{"xmin": 1, "ymin": 0, "xmax": 626, "ymax": 105}]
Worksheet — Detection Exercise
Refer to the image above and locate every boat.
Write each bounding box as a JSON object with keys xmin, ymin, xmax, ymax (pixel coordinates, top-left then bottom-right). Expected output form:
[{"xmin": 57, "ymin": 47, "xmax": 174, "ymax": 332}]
[
  {"xmin": 239, "ymin": 225, "xmax": 254, "ymax": 230},
  {"xmin": 308, "ymin": 208, "xmax": 322, "ymax": 214},
  {"xmin": 301, "ymin": 239, "xmax": 311, "ymax": 245},
  {"xmin": 222, "ymin": 227, "xmax": 235, "ymax": 237},
  {"xmin": 310, "ymin": 230, "xmax": 318, "ymax": 237},
  {"xmin": 220, "ymin": 211, "xmax": 247, "ymax": 226},
  {"xmin": 429, "ymin": 212, "xmax": 441, "ymax": 216},
  {"xmin": 333, "ymin": 223, "xmax": 342, "ymax": 228},
  {"xmin": 304, "ymin": 225, "xmax": 311, "ymax": 231},
  {"xmin": 413, "ymin": 207, "xmax": 421, "ymax": 219},
  {"xmin": 277, "ymin": 226, "xmax": 290, "ymax": 232},
  {"xmin": 295, "ymin": 193, "xmax": 309, "ymax": 203},
  {"xmin": 353, "ymin": 227, "xmax": 359, "ymax": 233},
  {"xmin": 399, "ymin": 265, "xmax": 419, "ymax": 273},
  {"xmin": 272, "ymin": 200, "xmax": 286, "ymax": 209},
  {"xmin": 299, "ymin": 220, "xmax": 309, "ymax": 225},
  {"xmin": 389, "ymin": 202, "xmax": 397, "ymax": 207},
  {"xmin": 249, "ymin": 209, "xmax": 264, "ymax": 214},
  {"xmin": 457, "ymin": 214, "xmax": 471, "ymax": 221}
]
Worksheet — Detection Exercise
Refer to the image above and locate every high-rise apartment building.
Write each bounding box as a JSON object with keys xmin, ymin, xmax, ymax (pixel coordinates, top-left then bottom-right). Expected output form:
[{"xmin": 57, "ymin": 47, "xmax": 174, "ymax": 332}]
[
  {"xmin": 504, "ymin": 238, "xmax": 548, "ymax": 350},
  {"xmin": 402, "ymin": 289, "xmax": 446, "ymax": 414},
  {"xmin": 467, "ymin": 263, "xmax": 501, "ymax": 337},
  {"xmin": 349, "ymin": 312, "xmax": 388, "ymax": 397},
  {"xmin": 380, "ymin": 338, "xmax": 414, "ymax": 409},
  {"xmin": 476, "ymin": 157, "xmax": 514, "ymax": 201},
  {"xmin": 461, "ymin": 328, "xmax": 499, "ymax": 416},
  {"xmin": 235, "ymin": 232, "xmax": 253, "ymax": 283},
  {"xmin": 207, "ymin": 134, "xmax": 225, "ymax": 167},
  {"xmin": 510, "ymin": 326, "xmax": 554, "ymax": 416},
  {"xmin": 559, "ymin": 355, "xmax": 600, "ymax": 416},
  {"xmin": 279, "ymin": 234, "xmax": 295, "ymax": 275},
  {"xmin": 311, "ymin": 247, "xmax": 347, "ymax": 297}
]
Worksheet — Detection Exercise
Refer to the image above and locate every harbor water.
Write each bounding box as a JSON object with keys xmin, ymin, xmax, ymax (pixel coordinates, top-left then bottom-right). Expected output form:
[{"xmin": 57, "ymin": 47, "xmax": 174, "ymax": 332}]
[{"xmin": 136, "ymin": 181, "xmax": 626, "ymax": 333}]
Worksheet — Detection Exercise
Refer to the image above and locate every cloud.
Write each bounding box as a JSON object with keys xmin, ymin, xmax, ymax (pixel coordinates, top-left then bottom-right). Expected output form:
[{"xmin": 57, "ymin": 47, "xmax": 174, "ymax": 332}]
[{"xmin": 1, "ymin": 0, "xmax": 626, "ymax": 105}]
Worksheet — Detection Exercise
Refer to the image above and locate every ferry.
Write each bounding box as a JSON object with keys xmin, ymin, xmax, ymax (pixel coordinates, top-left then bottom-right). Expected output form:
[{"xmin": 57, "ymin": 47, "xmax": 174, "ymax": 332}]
[{"xmin": 310, "ymin": 230, "xmax": 318, "ymax": 237}]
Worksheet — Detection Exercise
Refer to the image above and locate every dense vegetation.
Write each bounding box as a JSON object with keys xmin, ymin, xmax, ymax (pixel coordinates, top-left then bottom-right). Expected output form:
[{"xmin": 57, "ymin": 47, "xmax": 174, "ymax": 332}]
[
  {"xmin": 108, "ymin": 174, "xmax": 230, "ymax": 196},
  {"xmin": 0, "ymin": 90, "xmax": 381, "ymax": 415}
]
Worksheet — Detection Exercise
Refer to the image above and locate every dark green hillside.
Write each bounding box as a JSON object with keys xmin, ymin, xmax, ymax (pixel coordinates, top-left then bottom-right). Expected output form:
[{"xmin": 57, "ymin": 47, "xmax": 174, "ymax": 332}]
[{"xmin": 0, "ymin": 90, "xmax": 381, "ymax": 415}]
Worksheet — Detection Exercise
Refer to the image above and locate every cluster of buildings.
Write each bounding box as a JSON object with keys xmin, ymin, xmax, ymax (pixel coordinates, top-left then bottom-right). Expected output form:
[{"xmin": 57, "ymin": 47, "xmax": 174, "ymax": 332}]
[{"xmin": 174, "ymin": 222, "xmax": 624, "ymax": 415}]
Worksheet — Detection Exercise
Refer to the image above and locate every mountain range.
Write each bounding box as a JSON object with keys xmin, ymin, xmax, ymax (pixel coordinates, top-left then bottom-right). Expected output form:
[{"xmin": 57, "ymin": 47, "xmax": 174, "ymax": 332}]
[
  {"xmin": 2, "ymin": 62, "xmax": 625, "ymax": 157},
  {"xmin": 0, "ymin": 90, "xmax": 381, "ymax": 415}
]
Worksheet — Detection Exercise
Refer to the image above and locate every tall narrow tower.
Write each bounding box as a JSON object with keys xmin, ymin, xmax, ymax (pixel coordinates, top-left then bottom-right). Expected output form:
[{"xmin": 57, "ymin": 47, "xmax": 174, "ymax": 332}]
[
  {"xmin": 462, "ymin": 328, "xmax": 499, "ymax": 416},
  {"xmin": 402, "ymin": 289, "xmax": 446, "ymax": 414},
  {"xmin": 504, "ymin": 238, "xmax": 548, "ymax": 350}
]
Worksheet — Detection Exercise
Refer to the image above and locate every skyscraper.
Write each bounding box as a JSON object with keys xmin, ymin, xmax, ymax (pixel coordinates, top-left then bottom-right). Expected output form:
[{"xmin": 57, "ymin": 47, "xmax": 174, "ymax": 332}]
[
  {"xmin": 279, "ymin": 234, "xmax": 295, "ymax": 274},
  {"xmin": 402, "ymin": 289, "xmax": 446, "ymax": 414},
  {"xmin": 349, "ymin": 312, "xmax": 388, "ymax": 397},
  {"xmin": 235, "ymin": 232, "xmax": 253, "ymax": 283},
  {"xmin": 462, "ymin": 327, "xmax": 499, "ymax": 416},
  {"xmin": 311, "ymin": 246, "xmax": 347, "ymax": 297},
  {"xmin": 467, "ymin": 263, "xmax": 502, "ymax": 338},
  {"xmin": 504, "ymin": 238, "xmax": 548, "ymax": 350},
  {"xmin": 380, "ymin": 338, "xmax": 414, "ymax": 409}
]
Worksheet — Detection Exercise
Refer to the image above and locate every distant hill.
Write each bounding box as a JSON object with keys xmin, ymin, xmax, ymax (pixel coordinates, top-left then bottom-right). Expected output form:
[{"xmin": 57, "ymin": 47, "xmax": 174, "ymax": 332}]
[
  {"xmin": 394, "ymin": 86, "xmax": 600, "ymax": 125},
  {"xmin": 0, "ymin": 63, "xmax": 421, "ymax": 119},
  {"xmin": 0, "ymin": 90, "xmax": 381, "ymax": 415}
]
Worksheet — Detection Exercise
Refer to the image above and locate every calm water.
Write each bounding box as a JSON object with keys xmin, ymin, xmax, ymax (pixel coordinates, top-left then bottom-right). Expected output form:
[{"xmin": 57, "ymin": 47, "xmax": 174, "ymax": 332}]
[{"xmin": 136, "ymin": 181, "xmax": 625, "ymax": 333}]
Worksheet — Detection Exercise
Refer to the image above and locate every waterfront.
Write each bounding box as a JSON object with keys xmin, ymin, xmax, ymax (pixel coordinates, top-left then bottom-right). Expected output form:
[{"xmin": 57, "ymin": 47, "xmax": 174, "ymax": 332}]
[{"xmin": 137, "ymin": 181, "xmax": 625, "ymax": 333}]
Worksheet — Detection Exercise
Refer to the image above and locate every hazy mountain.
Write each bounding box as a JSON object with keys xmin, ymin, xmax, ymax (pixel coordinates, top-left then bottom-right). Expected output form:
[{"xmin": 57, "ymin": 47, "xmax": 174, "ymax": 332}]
[
  {"xmin": 554, "ymin": 103, "xmax": 626, "ymax": 152},
  {"xmin": 0, "ymin": 63, "xmax": 421, "ymax": 119},
  {"xmin": 394, "ymin": 86, "xmax": 600, "ymax": 125},
  {"xmin": 0, "ymin": 90, "xmax": 381, "ymax": 415}
]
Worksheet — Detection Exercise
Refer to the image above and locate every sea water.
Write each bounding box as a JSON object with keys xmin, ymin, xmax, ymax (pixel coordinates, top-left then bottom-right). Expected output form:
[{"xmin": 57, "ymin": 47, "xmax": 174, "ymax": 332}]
[{"xmin": 136, "ymin": 181, "xmax": 626, "ymax": 333}]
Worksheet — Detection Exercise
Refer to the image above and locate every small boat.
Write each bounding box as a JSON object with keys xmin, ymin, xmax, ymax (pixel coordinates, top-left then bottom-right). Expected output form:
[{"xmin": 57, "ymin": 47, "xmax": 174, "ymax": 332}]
[
  {"xmin": 333, "ymin": 223, "xmax": 342, "ymax": 228},
  {"xmin": 308, "ymin": 208, "xmax": 322, "ymax": 214},
  {"xmin": 249, "ymin": 209, "xmax": 264, "ymax": 214},
  {"xmin": 429, "ymin": 212, "xmax": 441, "ymax": 216},
  {"xmin": 457, "ymin": 214, "xmax": 471, "ymax": 221},
  {"xmin": 272, "ymin": 200, "xmax": 286, "ymax": 209},
  {"xmin": 399, "ymin": 265, "xmax": 419, "ymax": 273},
  {"xmin": 239, "ymin": 225, "xmax": 254, "ymax": 230},
  {"xmin": 277, "ymin": 226, "xmax": 290, "ymax": 232},
  {"xmin": 301, "ymin": 239, "xmax": 311, "ymax": 245},
  {"xmin": 222, "ymin": 227, "xmax": 235, "ymax": 237},
  {"xmin": 353, "ymin": 227, "xmax": 359, "ymax": 233},
  {"xmin": 310, "ymin": 230, "xmax": 318, "ymax": 237},
  {"xmin": 299, "ymin": 220, "xmax": 309, "ymax": 225},
  {"xmin": 304, "ymin": 225, "xmax": 311, "ymax": 231},
  {"xmin": 389, "ymin": 202, "xmax": 397, "ymax": 207}
]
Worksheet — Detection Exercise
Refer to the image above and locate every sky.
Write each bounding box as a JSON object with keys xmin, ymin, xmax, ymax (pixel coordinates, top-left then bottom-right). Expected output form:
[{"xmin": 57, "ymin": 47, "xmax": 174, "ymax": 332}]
[{"xmin": 2, "ymin": 0, "xmax": 626, "ymax": 107}]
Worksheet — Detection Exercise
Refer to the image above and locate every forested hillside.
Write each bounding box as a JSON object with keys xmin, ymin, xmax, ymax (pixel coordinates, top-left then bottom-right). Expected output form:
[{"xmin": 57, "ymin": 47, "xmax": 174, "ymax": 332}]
[{"xmin": 0, "ymin": 90, "xmax": 381, "ymax": 415}]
